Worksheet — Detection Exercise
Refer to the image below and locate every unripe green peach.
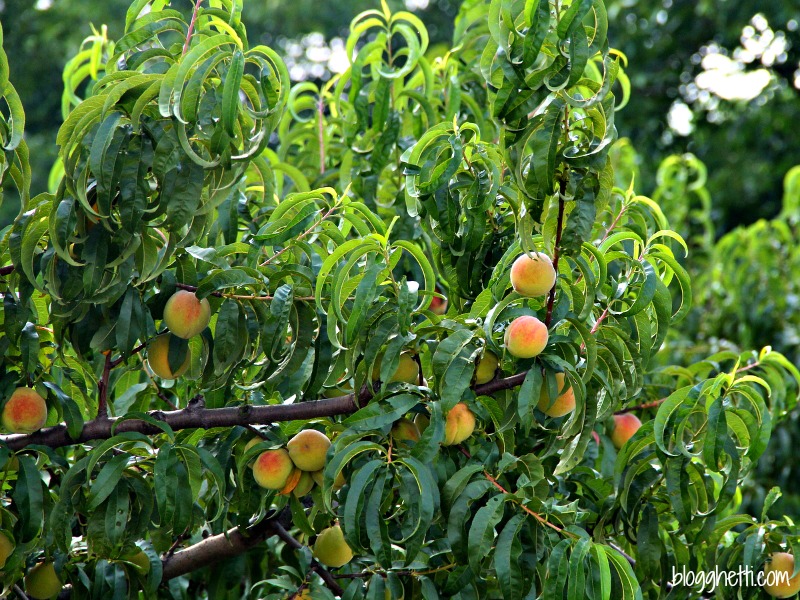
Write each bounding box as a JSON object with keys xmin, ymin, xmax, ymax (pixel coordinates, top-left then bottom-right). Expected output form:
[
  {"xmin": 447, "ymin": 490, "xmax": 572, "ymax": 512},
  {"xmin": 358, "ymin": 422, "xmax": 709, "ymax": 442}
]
[
  {"xmin": 510, "ymin": 252, "xmax": 556, "ymax": 297},
  {"xmin": 287, "ymin": 429, "xmax": 331, "ymax": 472},
  {"xmin": 474, "ymin": 351, "xmax": 499, "ymax": 385},
  {"xmin": 312, "ymin": 469, "xmax": 346, "ymax": 490},
  {"xmin": 504, "ymin": 316, "xmax": 548, "ymax": 358},
  {"xmin": 764, "ymin": 552, "xmax": 800, "ymax": 598},
  {"xmin": 391, "ymin": 418, "xmax": 421, "ymax": 443},
  {"xmin": 293, "ymin": 471, "xmax": 315, "ymax": 498},
  {"xmin": 610, "ymin": 414, "xmax": 642, "ymax": 449},
  {"xmin": 537, "ymin": 372, "xmax": 576, "ymax": 417},
  {"xmin": 25, "ymin": 562, "xmax": 62, "ymax": 600},
  {"xmin": 413, "ymin": 412, "xmax": 430, "ymax": 434},
  {"xmin": 147, "ymin": 334, "xmax": 190, "ymax": 380},
  {"xmin": 2, "ymin": 387, "xmax": 48, "ymax": 434},
  {"xmin": 313, "ymin": 524, "xmax": 354, "ymax": 568},
  {"xmin": 128, "ymin": 550, "xmax": 151, "ymax": 575},
  {"xmin": 0, "ymin": 531, "xmax": 13, "ymax": 568},
  {"xmin": 372, "ymin": 353, "xmax": 420, "ymax": 384},
  {"xmin": 444, "ymin": 403, "xmax": 476, "ymax": 446},
  {"xmin": 323, "ymin": 379, "xmax": 353, "ymax": 398},
  {"xmin": 252, "ymin": 449, "xmax": 295, "ymax": 490},
  {"xmin": 163, "ymin": 290, "xmax": 211, "ymax": 339}
]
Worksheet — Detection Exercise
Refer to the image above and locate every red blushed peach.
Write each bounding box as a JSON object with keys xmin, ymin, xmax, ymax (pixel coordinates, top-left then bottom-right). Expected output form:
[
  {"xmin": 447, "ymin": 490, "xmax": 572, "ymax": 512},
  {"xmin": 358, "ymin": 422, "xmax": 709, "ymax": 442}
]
[
  {"xmin": 430, "ymin": 294, "xmax": 447, "ymax": 315},
  {"xmin": 252, "ymin": 449, "xmax": 295, "ymax": 490},
  {"xmin": 2, "ymin": 387, "xmax": 48, "ymax": 434},
  {"xmin": 391, "ymin": 418, "xmax": 421, "ymax": 443},
  {"xmin": 163, "ymin": 290, "xmax": 211, "ymax": 339},
  {"xmin": 504, "ymin": 316, "xmax": 548, "ymax": 358},
  {"xmin": 610, "ymin": 414, "xmax": 642, "ymax": 449},
  {"xmin": 444, "ymin": 403, "xmax": 476, "ymax": 446},
  {"xmin": 510, "ymin": 252, "xmax": 556, "ymax": 297},
  {"xmin": 537, "ymin": 372, "xmax": 576, "ymax": 417},
  {"xmin": 763, "ymin": 552, "xmax": 800, "ymax": 598}
]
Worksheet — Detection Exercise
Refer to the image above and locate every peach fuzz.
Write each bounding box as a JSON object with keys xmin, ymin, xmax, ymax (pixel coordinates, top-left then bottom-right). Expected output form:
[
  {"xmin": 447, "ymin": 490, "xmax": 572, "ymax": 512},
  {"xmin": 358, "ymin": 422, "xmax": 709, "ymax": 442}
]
[
  {"xmin": 444, "ymin": 403, "xmax": 476, "ymax": 446},
  {"xmin": 2, "ymin": 387, "xmax": 48, "ymax": 434},
  {"xmin": 610, "ymin": 414, "xmax": 642, "ymax": 449},
  {"xmin": 147, "ymin": 334, "xmax": 190, "ymax": 380},
  {"xmin": 763, "ymin": 552, "xmax": 800, "ymax": 598},
  {"xmin": 287, "ymin": 429, "xmax": 331, "ymax": 472},
  {"xmin": 510, "ymin": 252, "xmax": 556, "ymax": 297},
  {"xmin": 252, "ymin": 449, "xmax": 295, "ymax": 490},
  {"xmin": 163, "ymin": 290, "xmax": 211, "ymax": 339},
  {"xmin": 537, "ymin": 372, "xmax": 576, "ymax": 417},
  {"xmin": 504, "ymin": 316, "xmax": 548, "ymax": 358}
]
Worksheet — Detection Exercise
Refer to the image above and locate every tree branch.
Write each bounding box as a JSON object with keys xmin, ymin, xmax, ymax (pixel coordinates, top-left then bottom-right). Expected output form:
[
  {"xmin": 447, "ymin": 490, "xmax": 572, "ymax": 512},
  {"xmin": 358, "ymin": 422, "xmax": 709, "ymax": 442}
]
[{"xmin": 545, "ymin": 179, "xmax": 567, "ymax": 327}]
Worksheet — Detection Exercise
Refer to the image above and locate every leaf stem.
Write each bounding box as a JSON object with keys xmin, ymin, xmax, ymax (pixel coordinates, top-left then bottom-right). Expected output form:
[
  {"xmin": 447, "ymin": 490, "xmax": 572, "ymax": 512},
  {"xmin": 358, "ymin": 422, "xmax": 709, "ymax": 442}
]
[{"xmin": 182, "ymin": 0, "xmax": 203, "ymax": 56}]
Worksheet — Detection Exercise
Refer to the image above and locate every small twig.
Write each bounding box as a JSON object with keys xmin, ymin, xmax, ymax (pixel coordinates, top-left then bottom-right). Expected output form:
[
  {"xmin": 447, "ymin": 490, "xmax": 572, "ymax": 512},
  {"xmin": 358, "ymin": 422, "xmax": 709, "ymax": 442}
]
[
  {"xmin": 109, "ymin": 341, "xmax": 147, "ymax": 368},
  {"xmin": 97, "ymin": 352, "xmax": 112, "ymax": 419},
  {"xmin": 182, "ymin": 0, "xmax": 203, "ymax": 56},
  {"xmin": 166, "ymin": 526, "xmax": 192, "ymax": 558},
  {"xmin": 614, "ymin": 398, "xmax": 666, "ymax": 414},
  {"xmin": 173, "ymin": 282, "xmax": 314, "ymax": 302},
  {"xmin": 13, "ymin": 585, "xmax": 29, "ymax": 600}
]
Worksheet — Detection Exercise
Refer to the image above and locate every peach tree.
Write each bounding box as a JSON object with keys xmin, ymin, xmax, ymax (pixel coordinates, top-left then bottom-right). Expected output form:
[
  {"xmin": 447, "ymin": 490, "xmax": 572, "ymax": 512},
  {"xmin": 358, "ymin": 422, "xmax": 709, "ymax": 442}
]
[{"xmin": 0, "ymin": 0, "xmax": 798, "ymax": 598}]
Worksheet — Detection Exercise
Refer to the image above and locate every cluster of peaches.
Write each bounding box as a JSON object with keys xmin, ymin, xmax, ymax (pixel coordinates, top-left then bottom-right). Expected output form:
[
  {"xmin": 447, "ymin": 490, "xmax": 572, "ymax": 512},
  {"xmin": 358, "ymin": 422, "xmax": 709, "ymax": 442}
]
[{"xmin": 147, "ymin": 290, "xmax": 211, "ymax": 379}]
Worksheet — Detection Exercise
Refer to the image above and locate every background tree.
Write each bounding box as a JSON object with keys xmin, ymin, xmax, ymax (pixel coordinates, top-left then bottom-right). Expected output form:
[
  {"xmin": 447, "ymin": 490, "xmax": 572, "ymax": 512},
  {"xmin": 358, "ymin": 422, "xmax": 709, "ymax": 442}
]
[{"xmin": 0, "ymin": 1, "xmax": 799, "ymax": 599}]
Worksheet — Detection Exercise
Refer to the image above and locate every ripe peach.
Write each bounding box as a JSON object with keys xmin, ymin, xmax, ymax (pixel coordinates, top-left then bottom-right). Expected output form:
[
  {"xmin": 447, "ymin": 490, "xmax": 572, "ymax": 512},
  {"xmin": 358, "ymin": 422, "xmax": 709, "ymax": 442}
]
[
  {"xmin": 510, "ymin": 252, "xmax": 556, "ymax": 297},
  {"xmin": 764, "ymin": 552, "xmax": 800, "ymax": 598},
  {"xmin": 279, "ymin": 468, "xmax": 303, "ymax": 495},
  {"xmin": 163, "ymin": 290, "xmax": 211, "ymax": 339},
  {"xmin": 504, "ymin": 316, "xmax": 548, "ymax": 358},
  {"xmin": 0, "ymin": 531, "xmax": 13, "ymax": 568},
  {"xmin": 537, "ymin": 372, "xmax": 576, "ymax": 417},
  {"xmin": 2, "ymin": 387, "xmax": 48, "ymax": 434},
  {"xmin": 444, "ymin": 403, "xmax": 476, "ymax": 446},
  {"xmin": 287, "ymin": 430, "xmax": 331, "ymax": 472},
  {"xmin": 474, "ymin": 351, "xmax": 499, "ymax": 385},
  {"xmin": 293, "ymin": 471, "xmax": 315, "ymax": 498},
  {"xmin": 430, "ymin": 294, "xmax": 447, "ymax": 315},
  {"xmin": 610, "ymin": 414, "xmax": 642, "ymax": 449},
  {"xmin": 391, "ymin": 418, "xmax": 421, "ymax": 443},
  {"xmin": 25, "ymin": 562, "xmax": 62, "ymax": 600},
  {"xmin": 372, "ymin": 353, "xmax": 420, "ymax": 384},
  {"xmin": 313, "ymin": 524, "xmax": 354, "ymax": 568},
  {"xmin": 252, "ymin": 449, "xmax": 295, "ymax": 490},
  {"xmin": 147, "ymin": 334, "xmax": 190, "ymax": 380}
]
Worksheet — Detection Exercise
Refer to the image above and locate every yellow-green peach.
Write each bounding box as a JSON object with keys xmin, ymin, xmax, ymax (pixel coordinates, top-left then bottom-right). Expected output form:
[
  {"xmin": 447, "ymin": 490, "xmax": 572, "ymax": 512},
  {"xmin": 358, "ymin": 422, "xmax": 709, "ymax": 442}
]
[
  {"xmin": 504, "ymin": 316, "xmax": 548, "ymax": 358},
  {"xmin": 2, "ymin": 387, "xmax": 47, "ymax": 434},
  {"xmin": 147, "ymin": 334, "xmax": 190, "ymax": 380},
  {"xmin": 537, "ymin": 372, "xmax": 576, "ymax": 417},
  {"xmin": 293, "ymin": 471, "xmax": 315, "ymax": 498},
  {"xmin": 763, "ymin": 552, "xmax": 800, "ymax": 598},
  {"xmin": 0, "ymin": 531, "xmax": 13, "ymax": 568},
  {"xmin": 287, "ymin": 429, "xmax": 331, "ymax": 472},
  {"xmin": 312, "ymin": 469, "xmax": 346, "ymax": 490},
  {"xmin": 313, "ymin": 525, "xmax": 354, "ymax": 568},
  {"xmin": 163, "ymin": 290, "xmax": 211, "ymax": 339},
  {"xmin": 252, "ymin": 449, "xmax": 295, "ymax": 490},
  {"xmin": 372, "ymin": 353, "xmax": 419, "ymax": 384},
  {"xmin": 610, "ymin": 414, "xmax": 642, "ymax": 449},
  {"xmin": 391, "ymin": 418, "xmax": 421, "ymax": 443},
  {"xmin": 510, "ymin": 252, "xmax": 556, "ymax": 297},
  {"xmin": 444, "ymin": 403, "xmax": 476, "ymax": 446},
  {"xmin": 474, "ymin": 351, "xmax": 499, "ymax": 385},
  {"xmin": 128, "ymin": 550, "xmax": 151, "ymax": 575},
  {"xmin": 25, "ymin": 563, "xmax": 62, "ymax": 600}
]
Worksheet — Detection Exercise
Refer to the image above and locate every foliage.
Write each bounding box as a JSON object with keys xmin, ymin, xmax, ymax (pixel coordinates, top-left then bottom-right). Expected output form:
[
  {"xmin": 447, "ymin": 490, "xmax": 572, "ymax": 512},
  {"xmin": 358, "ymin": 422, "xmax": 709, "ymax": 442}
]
[{"xmin": 0, "ymin": 1, "xmax": 798, "ymax": 599}]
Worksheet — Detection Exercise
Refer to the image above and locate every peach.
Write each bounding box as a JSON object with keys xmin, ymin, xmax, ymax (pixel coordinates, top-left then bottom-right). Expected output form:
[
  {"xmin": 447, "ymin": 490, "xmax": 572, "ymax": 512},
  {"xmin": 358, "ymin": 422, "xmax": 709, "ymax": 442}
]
[
  {"xmin": 0, "ymin": 531, "xmax": 13, "ymax": 568},
  {"xmin": 474, "ymin": 351, "xmax": 499, "ymax": 385},
  {"xmin": 313, "ymin": 524, "xmax": 353, "ymax": 568},
  {"xmin": 311, "ymin": 469, "xmax": 346, "ymax": 490},
  {"xmin": 510, "ymin": 252, "xmax": 556, "ymax": 297},
  {"xmin": 252, "ymin": 449, "xmax": 295, "ymax": 490},
  {"xmin": 323, "ymin": 379, "xmax": 353, "ymax": 398},
  {"xmin": 391, "ymin": 418, "xmax": 421, "ymax": 443},
  {"xmin": 127, "ymin": 550, "xmax": 151, "ymax": 575},
  {"xmin": 610, "ymin": 414, "xmax": 642, "ymax": 449},
  {"xmin": 372, "ymin": 353, "xmax": 420, "ymax": 385},
  {"xmin": 293, "ymin": 471, "xmax": 315, "ymax": 497},
  {"xmin": 279, "ymin": 468, "xmax": 303, "ymax": 496},
  {"xmin": 764, "ymin": 552, "xmax": 800, "ymax": 598},
  {"xmin": 25, "ymin": 562, "xmax": 62, "ymax": 600},
  {"xmin": 444, "ymin": 403, "xmax": 476, "ymax": 446},
  {"xmin": 504, "ymin": 316, "xmax": 548, "ymax": 358},
  {"xmin": 2, "ymin": 387, "xmax": 47, "ymax": 434},
  {"xmin": 537, "ymin": 372, "xmax": 576, "ymax": 417},
  {"xmin": 287, "ymin": 429, "xmax": 331, "ymax": 472},
  {"xmin": 163, "ymin": 290, "xmax": 211, "ymax": 339},
  {"xmin": 147, "ymin": 334, "xmax": 190, "ymax": 380},
  {"xmin": 430, "ymin": 294, "xmax": 447, "ymax": 315}
]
